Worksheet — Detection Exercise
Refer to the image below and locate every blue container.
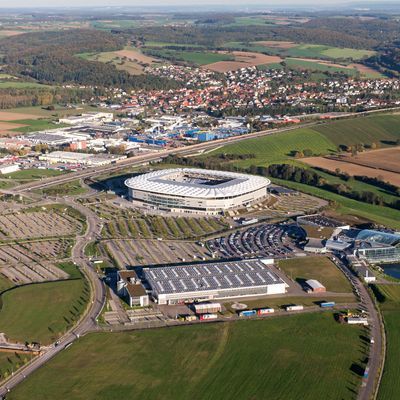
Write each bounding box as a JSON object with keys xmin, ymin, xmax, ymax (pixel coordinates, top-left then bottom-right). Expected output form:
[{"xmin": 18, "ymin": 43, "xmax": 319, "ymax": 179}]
[
  {"xmin": 320, "ymin": 302, "xmax": 336, "ymax": 308},
  {"xmin": 239, "ymin": 310, "xmax": 257, "ymax": 317}
]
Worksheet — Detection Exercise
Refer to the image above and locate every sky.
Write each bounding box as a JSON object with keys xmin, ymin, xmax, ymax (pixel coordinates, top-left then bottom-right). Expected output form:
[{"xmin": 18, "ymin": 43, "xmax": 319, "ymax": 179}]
[{"xmin": 0, "ymin": 0, "xmax": 397, "ymax": 9}]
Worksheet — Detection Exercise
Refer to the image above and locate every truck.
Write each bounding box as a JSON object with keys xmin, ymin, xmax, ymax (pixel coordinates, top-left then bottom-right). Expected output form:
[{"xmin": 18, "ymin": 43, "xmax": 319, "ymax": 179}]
[
  {"xmin": 286, "ymin": 305, "xmax": 304, "ymax": 312},
  {"xmin": 239, "ymin": 310, "xmax": 257, "ymax": 317},
  {"xmin": 320, "ymin": 302, "xmax": 336, "ymax": 308},
  {"xmin": 200, "ymin": 313, "xmax": 218, "ymax": 321},
  {"xmin": 257, "ymin": 308, "xmax": 275, "ymax": 315}
]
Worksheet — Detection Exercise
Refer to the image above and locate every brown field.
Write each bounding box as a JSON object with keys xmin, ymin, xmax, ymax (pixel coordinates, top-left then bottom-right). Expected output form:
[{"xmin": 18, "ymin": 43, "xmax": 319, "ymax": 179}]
[
  {"xmin": 113, "ymin": 49, "xmax": 158, "ymax": 65},
  {"xmin": 350, "ymin": 63, "xmax": 383, "ymax": 77},
  {"xmin": 255, "ymin": 40, "xmax": 297, "ymax": 48},
  {"xmin": 0, "ymin": 122, "xmax": 27, "ymax": 133},
  {"xmin": 0, "ymin": 30, "xmax": 24, "ymax": 37},
  {"xmin": 302, "ymin": 153, "xmax": 400, "ymax": 187},
  {"xmin": 0, "ymin": 111, "xmax": 42, "ymax": 121},
  {"xmin": 205, "ymin": 51, "xmax": 283, "ymax": 72},
  {"xmin": 336, "ymin": 147, "xmax": 400, "ymax": 173}
]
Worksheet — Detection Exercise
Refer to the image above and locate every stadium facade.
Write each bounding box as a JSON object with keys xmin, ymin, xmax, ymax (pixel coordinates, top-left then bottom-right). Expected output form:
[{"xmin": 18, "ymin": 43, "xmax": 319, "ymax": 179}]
[
  {"xmin": 141, "ymin": 259, "xmax": 287, "ymax": 305},
  {"xmin": 124, "ymin": 168, "xmax": 270, "ymax": 215}
]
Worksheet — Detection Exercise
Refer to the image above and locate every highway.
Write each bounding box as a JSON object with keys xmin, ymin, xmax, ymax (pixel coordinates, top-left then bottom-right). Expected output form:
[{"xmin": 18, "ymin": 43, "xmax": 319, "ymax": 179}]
[
  {"xmin": 7, "ymin": 105, "xmax": 400, "ymax": 195},
  {"xmin": 0, "ymin": 199, "xmax": 106, "ymax": 399}
]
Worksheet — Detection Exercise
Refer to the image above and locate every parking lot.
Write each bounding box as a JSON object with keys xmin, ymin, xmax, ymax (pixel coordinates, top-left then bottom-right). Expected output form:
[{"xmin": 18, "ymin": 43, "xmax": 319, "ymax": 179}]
[
  {"xmin": 104, "ymin": 239, "xmax": 211, "ymax": 268},
  {"xmin": 207, "ymin": 223, "xmax": 302, "ymax": 259},
  {"xmin": 0, "ymin": 210, "xmax": 81, "ymax": 239}
]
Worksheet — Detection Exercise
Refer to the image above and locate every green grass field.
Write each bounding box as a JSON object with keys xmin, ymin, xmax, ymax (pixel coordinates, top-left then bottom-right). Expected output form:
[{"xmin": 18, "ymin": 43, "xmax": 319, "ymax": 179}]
[
  {"xmin": 224, "ymin": 41, "xmax": 374, "ymax": 61},
  {"xmin": 208, "ymin": 128, "xmax": 336, "ymax": 167},
  {"xmin": 0, "ymin": 81, "xmax": 52, "ymax": 89},
  {"xmin": 8, "ymin": 313, "xmax": 366, "ymax": 400},
  {"xmin": 37, "ymin": 179, "xmax": 87, "ymax": 197},
  {"xmin": 143, "ymin": 48, "xmax": 234, "ymax": 65},
  {"xmin": 10, "ymin": 119, "xmax": 62, "ymax": 133},
  {"xmin": 3, "ymin": 169, "xmax": 65, "ymax": 181},
  {"xmin": 0, "ymin": 275, "xmax": 13, "ymax": 293},
  {"xmin": 0, "ymin": 352, "xmax": 25, "ymax": 381},
  {"xmin": 371, "ymin": 285, "xmax": 400, "ymax": 400},
  {"xmin": 313, "ymin": 115, "xmax": 400, "ymax": 147},
  {"xmin": 0, "ymin": 264, "xmax": 89, "ymax": 345},
  {"xmin": 278, "ymin": 256, "xmax": 352, "ymax": 293}
]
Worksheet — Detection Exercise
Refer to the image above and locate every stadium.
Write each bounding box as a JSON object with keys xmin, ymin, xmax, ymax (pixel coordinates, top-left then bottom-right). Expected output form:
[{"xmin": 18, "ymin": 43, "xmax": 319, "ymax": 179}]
[{"xmin": 124, "ymin": 168, "xmax": 270, "ymax": 215}]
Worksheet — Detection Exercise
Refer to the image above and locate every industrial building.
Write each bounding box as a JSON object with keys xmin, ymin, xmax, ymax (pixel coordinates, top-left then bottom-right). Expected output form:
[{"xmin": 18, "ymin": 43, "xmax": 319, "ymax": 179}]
[
  {"xmin": 141, "ymin": 259, "xmax": 287, "ymax": 305},
  {"xmin": 305, "ymin": 279, "xmax": 326, "ymax": 293},
  {"xmin": 39, "ymin": 151, "xmax": 126, "ymax": 166},
  {"xmin": 116, "ymin": 270, "xmax": 149, "ymax": 307},
  {"xmin": 125, "ymin": 168, "xmax": 270, "ymax": 215},
  {"xmin": 355, "ymin": 230, "xmax": 400, "ymax": 263}
]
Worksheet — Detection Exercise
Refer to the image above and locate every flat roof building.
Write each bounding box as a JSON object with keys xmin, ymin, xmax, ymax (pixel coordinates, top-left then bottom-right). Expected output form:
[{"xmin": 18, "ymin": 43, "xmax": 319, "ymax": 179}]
[
  {"xmin": 141, "ymin": 259, "xmax": 287, "ymax": 305},
  {"xmin": 125, "ymin": 168, "xmax": 270, "ymax": 215}
]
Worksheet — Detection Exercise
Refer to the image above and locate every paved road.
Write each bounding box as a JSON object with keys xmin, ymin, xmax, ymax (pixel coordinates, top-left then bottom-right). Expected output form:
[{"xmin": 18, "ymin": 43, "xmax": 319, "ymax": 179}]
[
  {"xmin": 0, "ymin": 199, "xmax": 106, "ymax": 399},
  {"xmin": 6, "ymin": 105, "xmax": 400, "ymax": 196},
  {"xmin": 331, "ymin": 256, "xmax": 384, "ymax": 400}
]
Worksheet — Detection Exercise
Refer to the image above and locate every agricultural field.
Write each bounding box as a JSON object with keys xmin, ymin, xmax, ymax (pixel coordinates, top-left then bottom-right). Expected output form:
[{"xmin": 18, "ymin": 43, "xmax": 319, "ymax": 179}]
[
  {"xmin": 7, "ymin": 313, "xmax": 366, "ymax": 400},
  {"xmin": 328, "ymin": 147, "xmax": 400, "ymax": 174},
  {"xmin": 205, "ymin": 51, "xmax": 283, "ymax": 72},
  {"xmin": 285, "ymin": 58, "xmax": 359, "ymax": 77},
  {"xmin": 208, "ymin": 128, "xmax": 336, "ymax": 167},
  {"xmin": 313, "ymin": 115, "xmax": 400, "ymax": 148},
  {"xmin": 224, "ymin": 41, "xmax": 375, "ymax": 60},
  {"xmin": 143, "ymin": 48, "xmax": 234, "ymax": 65},
  {"xmin": 0, "ymin": 263, "xmax": 89, "ymax": 345},
  {"xmin": 278, "ymin": 257, "xmax": 353, "ymax": 293},
  {"xmin": 302, "ymin": 156, "xmax": 400, "ymax": 187},
  {"xmin": 372, "ymin": 285, "xmax": 400, "ymax": 400},
  {"xmin": 77, "ymin": 46, "xmax": 161, "ymax": 75}
]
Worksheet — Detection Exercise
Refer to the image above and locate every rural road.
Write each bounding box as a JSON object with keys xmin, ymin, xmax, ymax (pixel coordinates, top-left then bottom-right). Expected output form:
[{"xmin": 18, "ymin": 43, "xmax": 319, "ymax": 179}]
[{"xmin": 0, "ymin": 199, "xmax": 106, "ymax": 399}]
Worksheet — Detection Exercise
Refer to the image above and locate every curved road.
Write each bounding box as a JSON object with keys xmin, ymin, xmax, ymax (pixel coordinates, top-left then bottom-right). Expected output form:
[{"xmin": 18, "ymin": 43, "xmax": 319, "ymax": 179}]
[{"xmin": 0, "ymin": 199, "xmax": 106, "ymax": 399}]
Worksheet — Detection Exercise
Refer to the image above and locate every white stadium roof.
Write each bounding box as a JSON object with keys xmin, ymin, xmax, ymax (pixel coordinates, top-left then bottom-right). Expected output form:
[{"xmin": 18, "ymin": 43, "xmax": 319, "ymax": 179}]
[{"xmin": 125, "ymin": 168, "xmax": 270, "ymax": 199}]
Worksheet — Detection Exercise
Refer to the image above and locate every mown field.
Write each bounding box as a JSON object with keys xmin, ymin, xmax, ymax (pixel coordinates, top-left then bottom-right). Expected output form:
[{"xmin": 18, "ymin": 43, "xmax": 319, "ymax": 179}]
[
  {"xmin": 143, "ymin": 48, "xmax": 234, "ymax": 65},
  {"xmin": 313, "ymin": 115, "xmax": 400, "ymax": 147},
  {"xmin": 224, "ymin": 41, "xmax": 375, "ymax": 60},
  {"xmin": 372, "ymin": 285, "xmax": 400, "ymax": 400},
  {"xmin": 278, "ymin": 256, "xmax": 352, "ymax": 293},
  {"xmin": 208, "ymin": 128, "xmax": 336, "ymax": 167},
  {"xmin": 0, "ymin": 263, "xmax": 89, "ymax": 345},
  {"xmin": 8, "ymin": 313, "xmax": 366, "ymax": 400}
]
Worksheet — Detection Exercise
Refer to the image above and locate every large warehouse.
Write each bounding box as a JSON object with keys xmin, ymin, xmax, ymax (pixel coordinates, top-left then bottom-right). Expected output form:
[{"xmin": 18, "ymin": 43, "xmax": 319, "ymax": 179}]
[
  {"xmin": 124, "ymin": 168, "xmax": 270, "ymax": 215},
  {"xmin": 141, "ymin": 259, "xmax": 287, "ymax": 305}
]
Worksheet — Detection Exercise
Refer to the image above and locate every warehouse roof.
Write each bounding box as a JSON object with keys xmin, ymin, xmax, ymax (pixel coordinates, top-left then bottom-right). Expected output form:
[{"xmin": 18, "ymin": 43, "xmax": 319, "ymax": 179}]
[
  {"xmin": 125, "ymin": 168, "xmax": 270, "ymax": 199},
  {"xmin": 143, "ymin": 259, "xmax": 285, "ymax": 296},
  {"xmin": 305, "ymin": 279, "xmax": 326, "ymax": 290}
]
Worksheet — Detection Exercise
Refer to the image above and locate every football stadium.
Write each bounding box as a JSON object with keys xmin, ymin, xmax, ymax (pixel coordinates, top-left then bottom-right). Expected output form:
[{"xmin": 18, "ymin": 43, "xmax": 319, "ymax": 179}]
[{"xmin": 124, "ymin": 168, "xmax": 270, "ymax": 215}]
